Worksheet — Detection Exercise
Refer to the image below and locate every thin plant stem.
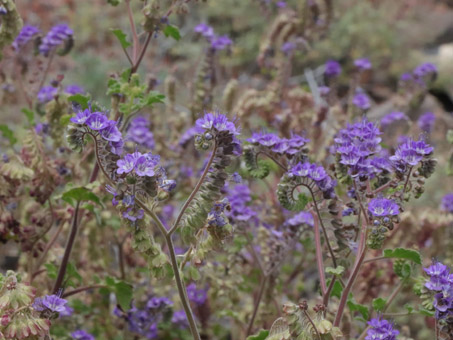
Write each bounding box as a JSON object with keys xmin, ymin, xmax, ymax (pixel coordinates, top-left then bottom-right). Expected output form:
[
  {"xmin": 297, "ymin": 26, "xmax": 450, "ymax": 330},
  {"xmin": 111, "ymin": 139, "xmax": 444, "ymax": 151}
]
[
  {"xmin": 62, "ymin": 284, "xmax": 106, "ymax": 298},
  {"xmin": 246, "ymin": 275, "xmax": 268, "ymax": 336},
  {"xmin": 37, "ymin": 51, "xmax": 55, "ymax": 91},
  {"xmin": 131, "ymin": 32, "xmax": 152, "ymax": 74},
  {"xmin": 363, "ymin": 255, "xmax": 386, "ymax": 264},
  {"xmin": 169, "ymin": 141, "xmax": 218, "ymax": 236},
  {"xmin": 312, "ymin": 211, "xmax": 327, "ymax": 295},
  {"xmin": 125, "ymin": 0, "xmax": 139, "ymax": 63}
]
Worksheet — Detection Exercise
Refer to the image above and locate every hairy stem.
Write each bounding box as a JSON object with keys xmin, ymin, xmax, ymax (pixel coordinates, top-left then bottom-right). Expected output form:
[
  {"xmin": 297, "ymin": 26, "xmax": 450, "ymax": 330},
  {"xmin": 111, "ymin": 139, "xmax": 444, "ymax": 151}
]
[
  {"xmin": 312, "ymin": 211, "xmax": 327, "ymax": 295},
  {"xmin": 169, "ymin": 142, "xmax": 218, "ymax": 236},
  {"xmin": 246, "ymin": 275, "xmax": 268, "ymax": 336}
]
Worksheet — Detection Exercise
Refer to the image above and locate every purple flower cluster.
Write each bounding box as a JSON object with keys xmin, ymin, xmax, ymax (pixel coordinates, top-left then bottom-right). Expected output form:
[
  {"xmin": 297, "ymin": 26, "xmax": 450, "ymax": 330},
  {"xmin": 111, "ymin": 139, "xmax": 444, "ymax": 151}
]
[
  {"xmin": 37, "ymin": 86, "xmax": 58, "ymax": 103},
  {"xmin": 70, "ymin": 109, "xmax": 123, "ymax": 155},
  {"xmin": 194, "ymin": 23, "xmax": 232, "ymax": 51},
  {"xmin": 418, "ymin": 112, "xmax": 435, "ymax": 133},
  {"xmin": 324, "ymin": 60, "xmax": 341, "ymax": 77},
  {"xmin": 186, "ymin": 283, "xmax": 208, "ymax": 305},
  {"xmin": 207, "ymin": 198, "xmax": 230, "ymax": 227},
  {"xmin": 32, "ymin": 294, "xmax": 68, "ymax": 313},
  {"xmin": 333, "ymin": 118, "xmax": 383, "ymax": 178},
  {"xmin": 284, "ymin": 211, "xmax": 314, "ymax": 228},
  {"xmin": 365, "ymin": 317, "xmax": 399, "ymax": 340},
  {"xmin": 389, "ymin": 137, "xmax": 433, "ymax": 169},
  {"xmin": 39, "ymin": 24, "xmax": 73, "ymax": 56},
  {"xmin": 413, "ymin": 62, "xmax": 437, "ymax": 78},
  {"xmin": 126, "ymin": 116, "xmax": 155, "ymax": 150},
  {"xmin": 247, "ymin": 131, "xmax": 309, "ymax": 156},
  {"xmin": 65, "ymin": 84, "xmax": 84, "ymax": 95},
  {"xmin": 116, "ymin": 151, "xmax": 160, "ymax": 177},
  {"xmin": 196, "ymin": 113, "xmax": 239, "ymax": 136},
  {"xmin": 71, "ymin": 330, "xmax": 95, "ymax": 340},
  {"xmin": 368, "ymin": 198, "xmax": 399, "ymax": 217},
  {"xmin": 171, "ymin": 310, "xmax": 189, "ymax": 328},
  {"xmin": 424, "ymin": 261, "xmax": 453, "ymax": 320},
  {"xmin": 380, "ymin": 111, "xmax": 408, "ymax": 128},
  {"xmin": 354, "ymin": 57, "xmax": 372, "ymax": 71},
  {"xmin": 352, "ymin": 92, "xmax": 371, "ymax": 110},
  {"xmin": 227, "ymin": 184, "xmax": 257, "ymax": 222},
  {"xmin": 12, "ymin": 25, "xmax": 41, "ymax": 51},
  {"xmin": 441, "ymin": 193, "xmax": 453, "ymax": 213},
  {"xmin": 289, "ymin": 161, "xmax": 336, "ymax": 198}
]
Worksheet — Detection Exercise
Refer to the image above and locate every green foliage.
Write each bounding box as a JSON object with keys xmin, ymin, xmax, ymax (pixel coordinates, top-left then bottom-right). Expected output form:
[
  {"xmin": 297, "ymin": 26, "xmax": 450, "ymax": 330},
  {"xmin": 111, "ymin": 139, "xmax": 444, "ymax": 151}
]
[
  {"xmin": 0, "ymin": 0, "xmax": 23, "ymax": 59},
  {"xmin": 62, "ymin": 187, "xmax": 103, "ymax": 206},
  {"xmin": 0, "ymin": 124, "xmax": 17, "ymax": 145},
  {"xmin": 372, "ymin": 297, "xmax": 386, "ymax": 313},
  {"xmin": 104, "ymin": 276, "xmax": 133, "ymax": 311},
  {"xmin": 326, "ymin": 266, "xmax": 345, "ymax": 277},
  {"xmin": 111, "ymin": 28, "xmax": 131, "ymax": 49},
  {"xmin": 383, "ymin": 248, "xmax": 422, "ymax": 265},
  {"xmin": 347, "ymin": 297, "xmax": 369, "ymax": 322},
  {"xmin": 21, "ymin": 108, "xmax": 35, "ymax": 125},
  {"xmin": 68, "ymin": 94, "xmax": 91, "ymax": 109},
  {"xmin": 247, "ymin": 329, "xmax": 269, "ymax": 340},
  {"xmin": 163, "ymin": 25, "xmax": 181, "ymax": 41},
  {"xmin": 244, "ymin": 145, "xmax": 270, "ymax": 179}
]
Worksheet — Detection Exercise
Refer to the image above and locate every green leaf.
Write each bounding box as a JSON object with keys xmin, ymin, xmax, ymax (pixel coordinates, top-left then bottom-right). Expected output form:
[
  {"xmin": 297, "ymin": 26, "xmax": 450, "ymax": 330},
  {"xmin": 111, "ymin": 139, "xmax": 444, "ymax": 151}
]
[
  {"xmin": 163, "ymin": 25, "xmax": 181, "ymax": 41},
  {"xmin": 246, "ymin": 330, "xmax": 269, "ymax": 340},
  {"xmin": 326, "ymin": 266, "xmax": 345, "ymax": 276},
  {"xmin": 21, "ymin": 108, "xmax": 35, "ymax": 125},
  {"xmin": 383, "ymin": 248, "xmax": 422, "ymax": 264},
  {"xmin": 0, "ymin": 125, "xmax": 17, "ymax": 146},
  {"xmin": 330, "ymin": 280, "xmax": 343, "ymax": 299},
  {"xmin": 68, "ymin": 94, "xmax": 91, "ymax": 110},
  {"xmin": 62, "ymin": 187, "xmax": 102, "ymax": 206},
  {"xmin": 111, "ymin": 28, "xmax": 131, "ymax": 49},
  {"xmin": 404, "ymin": 304, "xmax": 414, "ymax": 314},
  {"xmin": 45, "ymin": 263, "xmax": 58, "ymax": 280},
  {"xmin": 347, "ymin": 298, "xmax": 369, "ymax": 321},
  {"xmin": 186, "ymin": 266, "xmax": 201, "ymax": 281},
  {"xmin": 372, "ymin": 297, "xmax": 386, "ymax": 312},
  {"xmin": 105, "ymin": 276, "xmax": 133, "ymax": 311},
  {"xmin": 418, "ymin": 307, "xmax": 435, "ymax": 317}
]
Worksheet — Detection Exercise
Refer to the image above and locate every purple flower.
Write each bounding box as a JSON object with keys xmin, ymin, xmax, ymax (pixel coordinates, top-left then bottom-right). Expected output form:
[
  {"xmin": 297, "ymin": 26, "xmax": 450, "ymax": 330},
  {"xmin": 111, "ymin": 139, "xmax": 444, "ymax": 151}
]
[
  {"xmin": 380, "ymin": 111, "xmax": 408, "ymax": 128},
  {"xmin": 12, "ymin": 25, "xmax": 41, "ymax": 51},
  {"xmin": 196, "ymin": 113, "xmax": 238, "ymax": 135},
  {"xmin": 122, "ymin": 207, "xmax": 144, "ymax": 221},
  {"xmin": 368, "ymin": 198, "xmax": 399, "ymax": 217},
  {"xmin": 258, "ymin": 133, "xmax": 280, "ymax": 147},
  {"xmin": 186, "ymin": 283, "xmax": 208, "ymax": 305},
  {"xmin": 365, "ymin": 317, "xmax": 399, "ymax": 340},
  {"xmin": 147, "ymin": 296, "xmax": 173, "ymax": 309},
  {"xmin": 418, "ymin": 112, "xmax": 435, "ymax": 133},
  {"xmin": 65, "ymin": 84, "xmax": 84, "ymax": 95},
  {"xmin": 33, "ymin": 294, "xmax": 68, "ymax": 313},
  {"xmin": 324, "ymin": 60, "xmax": 341, "ymax": 77},
  {"xmin": 285, "ymin": 211, "xmax": 314, "ymax": 228},
  {"xmin": 352, "ymin": 92, "xmax": 371, "ymax": 110},
  {"xmin": 134, "ymin": 154, "xmax": 160, "ymax": 177},
  {"xmin": 413, "ymin": 62, "xmax": 437, "ymax": 78},
  {"xmin": 210, "ymin": 35, "xmax": 232, "ymax": 50},
  {"xmin": 389, "ymin": 137, "xmax": 433, "ymax": 168},
  {"xmin": 281, "ymin": 41, "xmax": 296, "ymax": 54},
  {"xmin": 85, "ymin": 113, "xmax": 109, "ymax": 130},
  {"xmin": 276, "ymin": 1, "xmax": 286, "ymax": 8},
  {"xmin": 110, "ymin": 139, "xmax": 124, "ymax": 155},
  {"xmin": 60, "ymin": 305, "xmax": 74, "ymax": 317},
  {"xmin": 37, "ymin": 86, "xmax": 58, "ymax": 103},
  {"xmin": 227, "ymin": 184, "xmax": 257, "ymax": 221},
  {"xmin": 290, "ymin": 162, "xmax": 311, "ymax": 177},
  {"xmin": 309, "ymin": 164, "xmax": 328, "ymax": 181},
  {"xmin": 70, "ymin": 109, "xmax": 91, "ymax": 124},
  {"xmin": 441, "ymin": 193, "xmax": 453, "ymax": 213},
  {"xmin": 39, "ymin": 24, "xmax": 73, "ymax": 56},
  {"xmin": 71, "ymin": 330, "xmax": 95, "ymax": 340},
  {"xmin": 172, "ymin": 310, "xmax": 188, "ymax": 328},
  {"xmin": 100, "ymin": 121, "xmax": 122, "ymax": 142},
  {"xmin": 424, "ymin": 261, "xmax": 453, "ymax": 319},
  {"xmin": 194, "ymin": 23, "xmax": 214, "ymax": 38},
  {"xmin": 400, "ymin": 73, "xmax": 413, "ymax": 82},
  {"xmin": 354, "ymin": 58, "xmax": 372, "ymax": 71},
  {"xmin": 117, "ymin": 153, "xmax": 138, "ymax": 174},
  {"xmin": 126, "ymin": 116, "xmax": 155, "ymax": 150}
]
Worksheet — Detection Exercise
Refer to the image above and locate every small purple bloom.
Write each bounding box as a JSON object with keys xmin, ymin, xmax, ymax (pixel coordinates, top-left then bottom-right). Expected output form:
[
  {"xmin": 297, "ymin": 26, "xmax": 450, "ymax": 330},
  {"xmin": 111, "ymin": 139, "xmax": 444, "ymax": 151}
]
[
  {"xmin": 210, "ymin": 35, "xmax": 232, "ymax": 50},
  {"xmin": 352, "ymin": 92, "xmax": 371, "ymax": 110},
  {"xmin": 441, "ymin": 193, "xmax": 453, "ymax": 213},
  {"xmin": 194, "ymin": 23, "xmax": 214, "ymax": 38},
  {"xmin": 147, "ymin": 296, "xmax": 173, "ymax": 309},
  {"xmin": 85, "ymin": 113, "xmax": 109, "ymax": 130},
  {"xmin": 380, "ymin": 111, "xmax": 408, "ymax": 128},
  {"xmin": 117, "ymin": 153, "xmax": 138, "ymax": 174},
  {"xmin": 418, "ymin": 112, "xmax": 435, "ymax": 133},
  {"xmin": 126, "ymin": 116, "xmax": 155, "ymax": 150},
  {"xmin": 186, "ymin": 283, "xmax": 208, "ymax": 305},
  {"xmin": 324, "ymin": 60, "xmax": 341, "ymax": 77},
  {"xmin": 37, "ymin": 86, "xmax": 58, "ymax": 103},
  {"xmin": 172, "ymin": 310, "xmax": 188, "ymax": 328},
  {"xmin": 354, "ymin": 58, "xmax": 372, "ymax": 71},
  {"xmin": 276, "ymin": 1, "xmax": 286, "ymax": 8},
  {"xmin": 70, "ymin": 109, "xmax": 91, "ymax": 124},
  {"xmin": 365, "ymin": 317, "xmax": 399, "ymax": 340},
  {"xmin": 281, "ymin": 41, "xmax": 296, "ymax": 54},
  {"xmin": 413, "ymin": 62, "xmax": 437, "ymax": 78},
  {"xmin": 12, "ymin": 25, "xmax": 41, "ymax": 51},
  {"xmin": 71, "ymin": 330, "xmax": 95, "ymax": 340},
  {"xmin": 368, "ymin": 198, "xmax": 399, "ymax": 217},
  {"xmin": 285, "ymin": 211, "xmax": 314, "ymax": 228},
  {"xmin": 122, "ymin": 207, "xmax": 144, "ymax": 221},
  {"xmin": 65, "ymin": 84, "xmax": 84, "ymax": 95},
  {"xmin": 33, "ymin": 294, "xmax": 68, "ymax": 313},
  {"xmin": 100, "ymin": 121, "xmax": 122, "ymax": 142},
  {"xmin": 39, "ymin": 24, "xmax": 73, "ymax": 56}
]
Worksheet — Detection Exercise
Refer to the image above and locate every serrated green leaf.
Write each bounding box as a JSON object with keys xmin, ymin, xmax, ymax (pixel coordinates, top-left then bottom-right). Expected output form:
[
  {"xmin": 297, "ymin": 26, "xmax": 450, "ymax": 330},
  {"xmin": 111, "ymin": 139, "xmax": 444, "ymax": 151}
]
[
  {"xmin": 163, "ymin": 25, "xmax": 181, "ymax": 41},
  {"xmin": 68, "ymin": 94, "xmax": 90, "ymax": 109},
  {"xmin": 326, "ymin": 266, "xmax": 345, "ymax": 276},
  {"xmin": 62, "ymin": 187, "xmax": 102, "ymax": 207},
  {"xmin": 330, "ymin": 280, "xmax": 343, "ymax": 299},
  {"xmin": 383, "ymin": 248, "xmax": 422, "ymax": 264},
  {"xmin": 66, "ymin": 262, "xmax": 82, "ymax": 284},
  {"xmin": 45, "ymin": 263, "xmax": 58, "ymax": 280},
  {"xmin": 21, "ymin": 108, "xmax": 35, "ymax": 125},
  {"xmin": 247, "ymin": 330, "xmax": 269, "ymax": 340},
  {"xmin": 105, "ymin": 276, "xmax": 133, "ymax": 311},
  {"xmin": 111, "ymin": 28, "xmax": 131, "ymax": 49},
  {"xmin": 0, "ymin": 125, "xmax": 17, "ymax": 146},
  {"xmin": 372, "ymin": 297, "xmax": 386, "ymax": 312},
  {"xmin": 347, "ymin": 298, "xmax": 369, "ymax": 321}
]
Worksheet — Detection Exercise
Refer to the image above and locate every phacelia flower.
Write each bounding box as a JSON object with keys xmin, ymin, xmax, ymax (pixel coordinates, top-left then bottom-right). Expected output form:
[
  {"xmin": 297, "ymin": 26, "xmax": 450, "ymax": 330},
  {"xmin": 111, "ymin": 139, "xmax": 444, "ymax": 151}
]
[
  {"xmin": 441, "ymin": 193, "xmax": 453, "ymax": 213},
  {"xmin": 65, "ymin": 84, "xmax": 84, "ymax": 95},
  {"xmin": 196, "ymin": 113, "xmax": 238, "ymax": 135},
  {"xmin": 289, "ymin": 161, "xmax": 336, "ymax": 198},
  {"xmin": 70, "ymin": 109, "xmax": 91, "ymax": 124},
  {"xmin": 12, "ymin": 25, "xmax": 40, "ymax": 51},
  {"xmin": 284, "ymin": 211, "xmax": 314, "ymax": 228},
  {"xmin": 186, "ymin": 283, "xmax": 208, "ymax": 305},
  {"xmin": 126, "ymin": 116, "xmax": 155, "ymax": 150},
  {"xmin": 352, "ymin": 92, "xmax": 371, "ymax": 110},
  {"xmin": 147, "ymin": 296, "xmax": 173, "ymax": 309},
  {"xmin": 324, "ymin": 60, "xmax": 341, "ymax": 77},
  {"xmin": 413, "ymin": 62, "xmax": 437, "ymax": 78},
  {"xmin": 85, "ymin": 113, "xmax": 109, "ymax": 131},
  {"xmin": 37, "ymin": 86, "xmax": 57, "ymax": 103},
  {"xmin": 418, "ymin": 112, "xmax": 435, "ymax": 133},
  {"xmin": 39, "ymin": 24, "xmax": 73, "ymax": 56},
  {"xmin": 171, "ymin": 310, "xmax": 188, "ymax": 328},
  {"xmin": 368, "ymin": 198, "xmax": 399, "ymax": 217},
  {"xmin": 380, "ymin": 111, "xmax": 408, "ymax": 128},
  {"xmin": 281, "ymin": 41, "xmax": 296, "ymax": 54},
  {"xmin": 227, "ymin": 184, "xmax": 257, "ymax": 222},
  {"xmin": 71, "ymin": 329, "xmax": 95, "ymax": 340},
  {"xmin": 194, "ymin": 23, "xmax": 215, "ymax": 38},
  {"xmin": 116, "ymin": 152, "xmax": 160, "ymax": 177},
  {"xmin": 122, "ymin": 207, "xmax": 144, "ymax": 221},
  {"xmin": 354, "ymin": 57, "xmax": 372, "ymax": 71},
  {"xmin": 365, "ymin": 317, "xmax": 399, "ymax": 340},
  {"xmin": 389, "ymin": 137, "xmax": 433, "ymax": 168},
  {"xmin": 32, "ymin": 294, "xmax": 68, "ymax": 313},
  {"xmin": 424, "ymin": 261, "xmax": 453, "ymax": 320},
  {"xmin": 210, "ymin": 35, "xmax": 232, "ymax": 50}
]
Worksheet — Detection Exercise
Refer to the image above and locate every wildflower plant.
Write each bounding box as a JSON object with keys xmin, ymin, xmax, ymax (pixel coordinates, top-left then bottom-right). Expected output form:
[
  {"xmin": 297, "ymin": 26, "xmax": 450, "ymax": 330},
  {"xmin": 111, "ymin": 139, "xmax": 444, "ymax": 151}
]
[{"xmin": 0, "ymin": 1, "xmax": 452, "ymax": 340}]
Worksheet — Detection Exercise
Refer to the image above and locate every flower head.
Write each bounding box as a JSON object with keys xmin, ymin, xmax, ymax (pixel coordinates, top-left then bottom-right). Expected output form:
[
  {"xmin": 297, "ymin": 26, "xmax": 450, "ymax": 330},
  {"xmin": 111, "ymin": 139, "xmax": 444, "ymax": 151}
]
[
  {"xmin": 37, "ymin": 86, "xmax": 57, "ymax": 103},
  {"xmin": 194, "ymin": 23, "xmax": 214, "ymax": 38},
  {"xmin": 365, "ymin": 317, "xmax": 399, "ymax": 340},
  {"xmin": 380, "ymin": 111, "xmax": 408, "ymax": 128},
  {"xmin": 39, "ymin": 24, "xmax": 73, "ymax": 56},
  {"xmin": 65, "ymin": 84, "xmax": 84, "ymax": 95},
  {"xmin": 196, "ymin": 113, "xmax": 238, "ymax": 135},
  {"xmin": 126, "ymin": 116, "xmax": 155, "ymax": 150},
  {"xmin": 324, "ymin": 60, "xmax": 341, "ymax": 77},
  {"xmin": 33, "ymin": 294, "xmax": 68, "ymax": 313},
  {"xmin": 85, "ymin": 113, "xmax": 109, "ymax": 131},
  {"xmin": 441, "ymin": 193, "xmax": 453, "ymax": 213},
  {"xmin": 71, "ymin": 330, "xmax": 95, "ymax": 340},
  {"xmin": 186, "ymin": 283, "xmax": 208, "ymax": 305},
  {"xmin": 12, "ymin": 25, "xmax": 40, "ymax": 51},
  {"xmin": 352, "ymin": 92, "xmax": 371, "ymax": 110},
  {"xmin": 70, "ymin": 109, "xmax": 91, "ymax": 124},
  {"xmin": 354, "ymin": 57, "xmax": 372, "ymax": 71},
  {"xmin": 368, "ymin": 198, "xmax": 399, "ymax": 217},
  {"xmin": 413, "ymin": 62, "xmax": 437, "ymax": 78},
  {"xmin": 211, "ymin": 35, "xmax": 232, "ymax": 50},
  {"xmin": 284, "ymin": 211, "xmax": 314, "ymax": 228},
  {"xmin": 389, "ymin": 137, "xmax": 433, "ymax": 168}
]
